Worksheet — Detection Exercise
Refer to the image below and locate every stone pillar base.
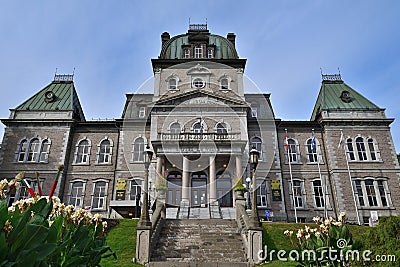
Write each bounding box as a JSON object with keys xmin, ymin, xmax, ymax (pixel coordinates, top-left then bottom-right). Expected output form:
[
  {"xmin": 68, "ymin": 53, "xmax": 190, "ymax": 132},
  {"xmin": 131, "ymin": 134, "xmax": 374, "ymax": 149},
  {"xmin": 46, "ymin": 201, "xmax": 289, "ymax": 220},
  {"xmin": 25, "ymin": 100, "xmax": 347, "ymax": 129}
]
[
  {"xmin": 136, "ymin": 226, "xmax": 152, "ymax": 264},
  {"xmin": 248, "ymin": 228, "xmax": 263, "ymax": 264}
]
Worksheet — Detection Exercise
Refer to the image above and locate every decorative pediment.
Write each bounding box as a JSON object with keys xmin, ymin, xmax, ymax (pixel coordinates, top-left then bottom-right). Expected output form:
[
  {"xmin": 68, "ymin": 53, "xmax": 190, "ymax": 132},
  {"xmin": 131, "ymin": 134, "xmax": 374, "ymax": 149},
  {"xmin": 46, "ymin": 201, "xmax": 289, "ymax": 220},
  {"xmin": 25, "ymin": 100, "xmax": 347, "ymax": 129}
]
[
  {"xmin": 186, "ymin": 64, "xmax": 211, "ymax": 76},
  {"xmin": 154, "ymin": 89, "xmax": 248, "ymax": 107}
]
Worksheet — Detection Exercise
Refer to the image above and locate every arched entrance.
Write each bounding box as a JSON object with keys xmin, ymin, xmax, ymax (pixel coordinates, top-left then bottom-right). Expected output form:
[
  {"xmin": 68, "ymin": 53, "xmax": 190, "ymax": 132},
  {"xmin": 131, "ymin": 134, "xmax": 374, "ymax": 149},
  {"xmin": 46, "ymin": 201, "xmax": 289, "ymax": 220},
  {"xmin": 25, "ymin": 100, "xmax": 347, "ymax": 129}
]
[
  {"xmin": 167, "ymin": 171, "xmax": 182, "ymax": 207},
  {"xmin": 191, "ymin": 172, "xmax": 207, "ymax": 207},
  {"xmin": 216, "ymin": 171, "xmax": 233, "ymax": 207}
]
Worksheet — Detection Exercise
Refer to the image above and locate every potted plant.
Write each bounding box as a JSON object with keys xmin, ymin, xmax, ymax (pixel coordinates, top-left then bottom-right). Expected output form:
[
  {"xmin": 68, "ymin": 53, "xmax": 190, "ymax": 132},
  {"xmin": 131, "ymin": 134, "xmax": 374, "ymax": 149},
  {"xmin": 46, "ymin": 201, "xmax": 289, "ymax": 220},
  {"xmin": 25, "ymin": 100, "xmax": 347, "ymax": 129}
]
[
  {"xmin": 155, "ymin": 172, "xmax": 168, "ymax": 198},
  {"xmin": 233, "ymin": 177, "xmax": 248, "ymax": 198}
]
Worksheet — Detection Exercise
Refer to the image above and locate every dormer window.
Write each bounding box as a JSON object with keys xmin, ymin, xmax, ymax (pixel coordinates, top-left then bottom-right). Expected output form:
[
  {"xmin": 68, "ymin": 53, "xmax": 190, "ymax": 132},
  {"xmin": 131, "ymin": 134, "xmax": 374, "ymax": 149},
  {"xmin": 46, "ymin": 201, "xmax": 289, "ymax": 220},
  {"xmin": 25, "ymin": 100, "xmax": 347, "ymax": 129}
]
[
  {"xmin": 194, "ymin": 45, "xmax": 203, "ymax": 58},
  {"xmin": 220, "ymin": 78, "xmax": 229, "ymax": 90},
  {"xmin": 207, "ymin": 48, "xmax": 213, "ymax": 58},
  {"xmin": 184, "ymin": 48, "xmax": 190, "ymax": 59},
  {"xmin": 168, "ymin": 78, "xmax": 177, "ymax": 90}
]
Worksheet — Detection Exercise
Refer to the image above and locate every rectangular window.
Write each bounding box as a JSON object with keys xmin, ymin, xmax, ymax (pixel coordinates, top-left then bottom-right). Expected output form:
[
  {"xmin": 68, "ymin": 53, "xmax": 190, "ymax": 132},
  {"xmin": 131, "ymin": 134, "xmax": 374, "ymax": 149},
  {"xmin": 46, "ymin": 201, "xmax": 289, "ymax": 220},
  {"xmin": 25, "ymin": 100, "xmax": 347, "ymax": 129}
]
[
  {"xmin": 207, "ymin": 48, "xmax": 213, "ymax": 58},
  {"xmin": 194, "ymin": 46, "xmax": 203, "ymax": 58},
  {"xmin": 69, "ymin": 182, "xmax": 84, "ymax": 208},
  {"xmin": 139, "ymin": 107, "xmax": 146, "ymax": 118},
  {"xmin": 292, "ymin": 180, "xmax": 304, "ymax": 208},
  {"xmin": 184, "ymin": 49, "xmax": 190, "ymax": 58},
  {"xmin": 354, "ymin": 180, "xmax": 365, "ymax": 206},
  {"xmin": 129, "ymin": 180, "xmax": 142, "ymax": 201},
  {"xmin": 365, "ymin": 180, "xmax": 378, "ymax": 206},
  {"xmin": 312, "ymin": 180, "xmax": 324, "ymax": 208},
  {"xmin": 92, "ymin": 181, "xmax": 107, "ymax": 210},
  {"xmin": 377, "ymin": 181, "xmax": 388, "ymax": 207},
  {"xmin": 257, "ymin": 180, "xmax": 268, "ymax": 207}
]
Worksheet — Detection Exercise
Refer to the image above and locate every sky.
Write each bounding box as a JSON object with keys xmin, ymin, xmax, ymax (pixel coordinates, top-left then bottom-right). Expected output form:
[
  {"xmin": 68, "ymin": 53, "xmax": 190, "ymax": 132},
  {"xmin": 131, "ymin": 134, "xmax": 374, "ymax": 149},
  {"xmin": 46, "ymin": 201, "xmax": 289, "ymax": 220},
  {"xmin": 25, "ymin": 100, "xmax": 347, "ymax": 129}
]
[{"xmin": 0, "ymin": 0, "xmax": 399, "ymax": 152}]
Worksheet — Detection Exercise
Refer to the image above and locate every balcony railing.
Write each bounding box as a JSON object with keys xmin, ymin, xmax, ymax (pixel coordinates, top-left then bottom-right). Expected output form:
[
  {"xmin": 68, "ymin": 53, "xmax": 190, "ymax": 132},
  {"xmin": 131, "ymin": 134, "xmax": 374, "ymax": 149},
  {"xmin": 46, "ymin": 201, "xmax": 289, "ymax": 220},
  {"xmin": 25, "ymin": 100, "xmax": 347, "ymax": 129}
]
[{"xmin": 157, "ymin": 132, "xmax": 241, "ymax": 141}]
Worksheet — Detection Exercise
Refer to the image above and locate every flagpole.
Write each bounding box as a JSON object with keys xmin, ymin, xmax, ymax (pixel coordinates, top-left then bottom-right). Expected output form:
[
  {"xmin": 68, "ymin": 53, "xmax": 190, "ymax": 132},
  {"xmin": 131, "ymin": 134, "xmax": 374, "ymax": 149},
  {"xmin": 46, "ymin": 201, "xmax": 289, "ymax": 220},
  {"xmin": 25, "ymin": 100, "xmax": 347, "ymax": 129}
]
[
  {"xmin": 340, "ymin": 130, "xmax": 361, "ymax": 225},
  {"xmin": 312, "ymin": 129, "xmax": 327, "ymax": 219},
  {"xmin": 286, "ymin": 129, "xmax": 298, "ymax": 223}
]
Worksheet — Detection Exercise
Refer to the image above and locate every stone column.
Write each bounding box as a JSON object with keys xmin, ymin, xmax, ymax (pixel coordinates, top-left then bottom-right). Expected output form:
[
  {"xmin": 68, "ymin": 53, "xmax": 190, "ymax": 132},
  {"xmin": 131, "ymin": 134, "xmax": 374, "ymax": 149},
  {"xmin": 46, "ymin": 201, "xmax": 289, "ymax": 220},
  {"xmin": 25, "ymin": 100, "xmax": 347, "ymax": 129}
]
[
  {"xmin": 209, "ymin": 156, "xmax": 217, "ymax": 202},
  {"xmin": 182, "ymin": 156, "xmax": 190, "ymax": 202},
  {"xmin": 156, "ymin": 156, "xmax": 162, "ymax": 185},
  {"xmin": 235, "ymin": 155, "xmax": 242, "ymax": 179}
]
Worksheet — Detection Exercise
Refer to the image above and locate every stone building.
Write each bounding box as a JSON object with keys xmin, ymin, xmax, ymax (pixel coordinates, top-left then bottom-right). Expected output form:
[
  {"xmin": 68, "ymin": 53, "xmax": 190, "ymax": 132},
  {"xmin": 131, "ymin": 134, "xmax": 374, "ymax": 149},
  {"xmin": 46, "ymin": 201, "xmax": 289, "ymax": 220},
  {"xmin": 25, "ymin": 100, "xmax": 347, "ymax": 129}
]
[{"xmin": 0, "ymin": 24, "xmax": 399, "ymax": 225}]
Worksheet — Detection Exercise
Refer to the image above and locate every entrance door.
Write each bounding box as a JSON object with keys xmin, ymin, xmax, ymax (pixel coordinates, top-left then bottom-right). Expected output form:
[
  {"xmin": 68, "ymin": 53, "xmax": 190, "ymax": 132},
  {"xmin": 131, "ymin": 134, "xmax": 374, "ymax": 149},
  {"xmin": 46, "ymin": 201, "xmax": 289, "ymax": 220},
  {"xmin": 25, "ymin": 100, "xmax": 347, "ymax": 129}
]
[
  {"xmin": 191, "ymin": 172, "xmax": 207, "ymax": 207},
  {"xmin": 167, "ymin": 172, "xmax": 182, "ymax": 207},
  {"xmin": 216, "ymin": 171, "xmax": 233, "ymax": 207}
]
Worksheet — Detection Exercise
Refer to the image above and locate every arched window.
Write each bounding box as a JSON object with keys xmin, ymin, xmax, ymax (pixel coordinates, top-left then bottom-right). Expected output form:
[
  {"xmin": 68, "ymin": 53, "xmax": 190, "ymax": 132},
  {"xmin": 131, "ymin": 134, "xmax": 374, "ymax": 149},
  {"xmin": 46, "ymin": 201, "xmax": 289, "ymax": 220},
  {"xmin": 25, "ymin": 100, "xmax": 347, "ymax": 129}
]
[
  {"xmin": 286, "ymin": 138, "xmax": 299, "ymax": 163},
  {"xmin": 306, "ymin": 139, "xmax": 318, "ymax": 163},
  {"xmin": 132, "ymin": 137, "xmax": 145, "ymax": 162},
  {"xmin": 75, "ymin": 139, "xmax": 90, "ymax": 164},
  {"xmin": 170, "ymin": 122, "xmax": 181, "ymax": 134},
  {"xmin": 193, "ymin": 122, "xmax": 202, "ymax": 133},
  {"xmin": 17, "ymin": 139, "xmax": 28, "ymax": 162},
  {"xmin": 98, "ymin": 139, "xmax": 111, "ymax": 164},
  {"xmin": 69, "ymin": 181, "xmax": 85, "ymax": 208},
  {"xmin": 346, "ymin": 138, "xmax": 355, "ymax": 161},
  {"xmin": 356, "ymin": 137, "xmax": 367, "ymax": 161},
  {"xmin": 39, "ymin": 139, "xmax": 50, "ymax": 163},
  {"xmin": 168, "ymin": 78, "xmax": 177, "ymax": 90},
  {"xmin": 91, "ymin": 180, "xmax": 107, "ymax": 210},
  {"xmin": 215, "ymin": 122, "xmax": 227, "ymax": 134},
  {"xmin": 354, "ymin": 178, "xmax": 389, "ymax": 207},
  {"xmin": 27, "ymin": 138, "xmax": 40, "ymax": 162},
  {"xmin": 220, "ymin": 78, "xmax": 229, "ymax": 90}
]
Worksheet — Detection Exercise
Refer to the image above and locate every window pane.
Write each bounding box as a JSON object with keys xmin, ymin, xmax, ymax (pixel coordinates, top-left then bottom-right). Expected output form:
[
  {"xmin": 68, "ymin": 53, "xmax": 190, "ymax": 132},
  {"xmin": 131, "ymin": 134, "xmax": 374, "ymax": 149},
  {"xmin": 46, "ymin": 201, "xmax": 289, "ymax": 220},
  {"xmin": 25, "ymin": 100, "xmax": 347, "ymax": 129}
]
[
  {"xmin": 93, "ymin": 181, "xmax": 106, "ymax": 209},
  {"xmin": 307, "ymin": 139, "xmax": 318, "ymax": 162},
  {"xmin": 18, "ymin": 140, "xmax": 27, "ymax": 162},
  {"xmin": 130, "ymin": 180, "xmax": 142, "ymax": 201},
  {"xmin": 355, "ymin": 180, "xmax": 365, "ymax": 206},
  {"xmin": 377, "ymin": 181, "xmax": 388, "ymax": 207},
  {"xmin": 99, "ymin": 140, "xmax": 111, "ymax": 164},
  {"xmin": 27, "ymin": 139, "xmax": 40, "ymax": 162},
  {"xmin": 365, "ymin": 179, "xmax": 377, "ymax": 206},
  {"xmin": 368, "ymin": 139, "xmax": 376, "ymax": 160},
  {"xmin": 133, "ymin": 138, "xmax": 144, "ymax": 162},
  {"xmin": 346, "ymin": 139, "xmax": 355, "ymax": 160},
  {"xmin": 39, "ymin": 140, "xmax": 50, "ymax": 162},
  {"xmin": 356, "ymin": 137, "xmax": 367, "ymax": 161}
]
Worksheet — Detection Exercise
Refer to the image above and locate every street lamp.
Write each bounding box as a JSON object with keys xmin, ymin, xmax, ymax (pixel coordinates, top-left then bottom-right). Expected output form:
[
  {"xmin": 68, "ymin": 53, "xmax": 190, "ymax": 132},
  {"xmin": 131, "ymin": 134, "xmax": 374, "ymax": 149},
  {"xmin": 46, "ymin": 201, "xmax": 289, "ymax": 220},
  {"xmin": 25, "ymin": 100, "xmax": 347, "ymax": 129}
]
[
  {"xmin": 246, "ymin": 177, "xmax": 251, "ymax": 210},
  {"xmin": 138, "ymin": 144, "xmax": 153, "ymax": 227},
  {"xmin": 249, "ymin": 146, "xmax": 260, "ymax": 228}
]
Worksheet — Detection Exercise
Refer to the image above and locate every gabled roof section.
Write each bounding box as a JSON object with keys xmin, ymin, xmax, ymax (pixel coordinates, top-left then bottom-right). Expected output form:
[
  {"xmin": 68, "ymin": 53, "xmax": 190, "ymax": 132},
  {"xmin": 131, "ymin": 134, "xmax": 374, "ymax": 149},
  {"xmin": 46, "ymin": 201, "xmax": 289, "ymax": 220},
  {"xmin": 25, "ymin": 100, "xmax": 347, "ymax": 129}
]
[
  {"xmin": 15, "ymin": 75, "xmax": 85, "ymax": 121},
  {"xmin": 311, "ymin": 74, "xmax": 381, "ymax": 121}
]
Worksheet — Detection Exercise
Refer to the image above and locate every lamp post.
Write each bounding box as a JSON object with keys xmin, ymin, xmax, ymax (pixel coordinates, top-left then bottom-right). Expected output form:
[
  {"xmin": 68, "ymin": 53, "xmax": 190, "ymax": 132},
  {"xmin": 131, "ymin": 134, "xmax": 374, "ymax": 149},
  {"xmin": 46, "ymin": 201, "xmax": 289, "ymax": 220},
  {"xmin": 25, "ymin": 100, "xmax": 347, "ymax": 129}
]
[
  {"xmin": 246, "ymin": 177, "xmax": 251, "ymax": 210},
  {"xmin": 138, "ymin": 144, "xmax": 153, "ymax": 227},
  {"xmin": 249, "ymin": 146, "xmax": 260, "ymax": 228}
]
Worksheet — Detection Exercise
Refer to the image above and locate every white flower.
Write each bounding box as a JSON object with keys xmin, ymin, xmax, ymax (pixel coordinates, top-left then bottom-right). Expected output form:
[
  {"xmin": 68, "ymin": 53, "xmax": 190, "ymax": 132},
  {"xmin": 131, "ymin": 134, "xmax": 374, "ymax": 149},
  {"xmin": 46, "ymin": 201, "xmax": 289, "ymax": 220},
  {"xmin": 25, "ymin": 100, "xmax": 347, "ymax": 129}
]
[{"xmin": 338, "ymin": 212, "xmax": 346, "ymax": 222}]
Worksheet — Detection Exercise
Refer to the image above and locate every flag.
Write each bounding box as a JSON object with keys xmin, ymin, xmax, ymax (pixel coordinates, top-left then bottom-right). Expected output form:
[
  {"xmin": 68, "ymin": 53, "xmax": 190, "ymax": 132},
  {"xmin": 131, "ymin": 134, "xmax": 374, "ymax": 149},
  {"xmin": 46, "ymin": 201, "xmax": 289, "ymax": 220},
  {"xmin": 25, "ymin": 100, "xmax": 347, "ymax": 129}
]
[
  {"xmin": 48, "ymin": 165, "xmax": 64, "ymax": 199},
  {"xmin": 338, "ymin": 130, "xmax": 344, "ymax": 149},
  {"xmin": 311, "ymin": 129, "xmax": 315, "ymax": 153},
  {"xmin": 23, "ymin": 179, "xmax": 36, "ymax": 198},
  {"xmin": 285, "ymin": 129, "xmax": 289, "ymax": 150}
]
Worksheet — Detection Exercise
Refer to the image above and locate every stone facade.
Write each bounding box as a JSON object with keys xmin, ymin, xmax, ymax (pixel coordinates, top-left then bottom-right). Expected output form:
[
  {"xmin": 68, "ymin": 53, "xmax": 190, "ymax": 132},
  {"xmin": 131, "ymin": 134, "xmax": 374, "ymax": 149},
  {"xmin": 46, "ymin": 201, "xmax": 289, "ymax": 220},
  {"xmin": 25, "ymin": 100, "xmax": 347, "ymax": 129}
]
[{"xmin": 0, "ymin": 25, "xmax": 399, "ymax": 224}]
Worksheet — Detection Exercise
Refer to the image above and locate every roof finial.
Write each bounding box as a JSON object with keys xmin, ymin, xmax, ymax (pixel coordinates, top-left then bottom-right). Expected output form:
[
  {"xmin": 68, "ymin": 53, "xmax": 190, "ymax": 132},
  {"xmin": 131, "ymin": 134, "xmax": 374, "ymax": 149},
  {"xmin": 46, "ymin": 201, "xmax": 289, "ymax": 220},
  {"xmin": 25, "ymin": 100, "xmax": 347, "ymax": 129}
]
[
  {"xmin": 320, "ymin": 67, "xmax": 323, "ymax": 75},
  {"xmin": 338, "ymin": 67, "xmax": 341, "ymax": 75},
  {"xmin": 73, "ymin": 67, "xmax": 75, "ymax": 75}
]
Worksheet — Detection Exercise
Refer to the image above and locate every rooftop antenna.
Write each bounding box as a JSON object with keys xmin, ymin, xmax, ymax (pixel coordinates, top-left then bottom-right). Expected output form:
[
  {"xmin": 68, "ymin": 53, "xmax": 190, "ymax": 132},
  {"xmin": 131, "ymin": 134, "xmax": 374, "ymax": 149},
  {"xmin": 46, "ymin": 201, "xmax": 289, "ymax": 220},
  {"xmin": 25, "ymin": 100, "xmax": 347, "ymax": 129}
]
[
  {"xmin": 320, "ymin": 67, "xmax": 323, "ymax": 75},
  {"xmin": 189, "ymin": 17, "xmax": 191, "ymax": 25},
  {"xmin": 72, "ymin": 67, "xmax": 75, "ymax": 75},
  {"xmin": 338, "ymin": 67, "xmax": 341, "ymax": 75}
]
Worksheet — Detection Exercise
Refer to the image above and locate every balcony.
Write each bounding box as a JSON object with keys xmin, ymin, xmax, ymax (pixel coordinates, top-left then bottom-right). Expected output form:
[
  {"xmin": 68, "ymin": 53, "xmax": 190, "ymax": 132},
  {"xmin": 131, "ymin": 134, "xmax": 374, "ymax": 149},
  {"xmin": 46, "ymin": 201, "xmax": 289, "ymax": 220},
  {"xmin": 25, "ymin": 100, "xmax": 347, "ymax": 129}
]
[{"xmin": 157, "ymin": 132, "xmax": 241, "ymax": 141}]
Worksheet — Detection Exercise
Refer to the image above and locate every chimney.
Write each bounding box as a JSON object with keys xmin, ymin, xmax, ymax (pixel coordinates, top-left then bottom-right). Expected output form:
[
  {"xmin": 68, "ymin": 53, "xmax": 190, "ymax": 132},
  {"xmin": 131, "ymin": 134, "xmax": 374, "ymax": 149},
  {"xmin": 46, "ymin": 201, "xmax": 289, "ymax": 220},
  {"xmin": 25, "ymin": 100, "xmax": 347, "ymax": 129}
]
[
  {"xmin": 161, "ymin": 32, "xmax": 170, "ymax": 46},
  {"xmin": 227, "ymin": 33, "xmax": 236, "ymax": 47}
]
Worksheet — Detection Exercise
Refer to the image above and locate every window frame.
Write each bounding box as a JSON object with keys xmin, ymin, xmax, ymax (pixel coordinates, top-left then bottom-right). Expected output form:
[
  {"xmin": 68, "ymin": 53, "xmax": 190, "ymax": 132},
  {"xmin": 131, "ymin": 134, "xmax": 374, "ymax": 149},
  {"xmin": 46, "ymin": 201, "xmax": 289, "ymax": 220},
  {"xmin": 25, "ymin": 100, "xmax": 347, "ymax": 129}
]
[
  {"xmin": 346, "ymin": 136, "xmax": 381, "ymax": 162},
  {"xmin": 68, "ymin": 180, "xmax": 86, "ymax": 208},
  {"xmin": 353, "ymin": 178, "xmax": 390, "ymax": 208},
  {"xmin": 132, "ymin": 137, "xmax": 145, "ymax": 162},
  {"xmin": 285, "ymin": 138, "xmax": 300, "ymax": 164},
  {"xmin": 17, "ymin": 139, "xmax": 28, "ymax": 162},
  {"xmin": 74, "ymin": 138, "xmax": 91, "ymax": 165},
  {"xmin": 194, "ymin": 44, "xmax": 203, "ymax": 58},
  {"xmin": 39, "ymin": 139, "xmax": 51, "ymax": 163},
  {"xmin": 27, "ymin": 138, "xmax": 40, "ymax": 162},
  {"xmin": 91, "ymin": 180, "xmax": 108, "ymax": 211},
  {"xmin": 128, "ymin": 178, "xmax": 143, "ymax": 202},
  {"xmin": 250, "ymin": 136, "xmax": 263, "ymax": 161},
  {"xmin": 290, "ymin": 179, "xmax": 305, "ymax": 209},
  {"xmin": 97, "ymin": 138, "xmax": 113, "ymax": 165},
  {"xmin": 256, "ymin": 179, "xmax": 269, "ymax": 207}
]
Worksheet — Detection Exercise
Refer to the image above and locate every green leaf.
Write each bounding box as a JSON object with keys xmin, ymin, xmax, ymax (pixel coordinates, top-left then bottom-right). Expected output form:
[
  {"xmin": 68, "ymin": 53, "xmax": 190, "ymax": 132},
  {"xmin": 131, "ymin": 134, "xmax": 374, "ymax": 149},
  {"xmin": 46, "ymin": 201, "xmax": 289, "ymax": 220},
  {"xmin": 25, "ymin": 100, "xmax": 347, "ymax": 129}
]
[{"xmin": 0, "ymin": 200, "xmax": 8, "ymax": 227}]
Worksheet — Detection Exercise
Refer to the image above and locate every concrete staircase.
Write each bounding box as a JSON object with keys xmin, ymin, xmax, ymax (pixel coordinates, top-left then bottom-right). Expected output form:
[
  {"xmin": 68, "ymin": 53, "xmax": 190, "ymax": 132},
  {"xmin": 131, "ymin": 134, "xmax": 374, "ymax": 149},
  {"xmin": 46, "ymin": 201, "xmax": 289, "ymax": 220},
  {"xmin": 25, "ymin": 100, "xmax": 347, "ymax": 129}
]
[{"xmin": 149, "ymin": 219, "xmax": 249, "ymax": 267}]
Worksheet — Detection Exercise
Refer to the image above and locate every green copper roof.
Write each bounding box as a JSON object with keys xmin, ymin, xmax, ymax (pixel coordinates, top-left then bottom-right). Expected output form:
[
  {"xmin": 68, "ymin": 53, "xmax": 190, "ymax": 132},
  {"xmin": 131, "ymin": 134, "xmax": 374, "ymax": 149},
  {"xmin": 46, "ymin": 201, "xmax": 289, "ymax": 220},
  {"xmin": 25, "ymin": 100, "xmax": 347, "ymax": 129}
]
[
  {"xmin": 160, "ymin": 34, "xmax": 239, "ymax": 59},
  {"xmin": 16, "ymin": 79, "xmax": 85, "ymax": 120},
  {"xmin": 311, "ymin": 76, "xmax": 381, "ymax": 120}
]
